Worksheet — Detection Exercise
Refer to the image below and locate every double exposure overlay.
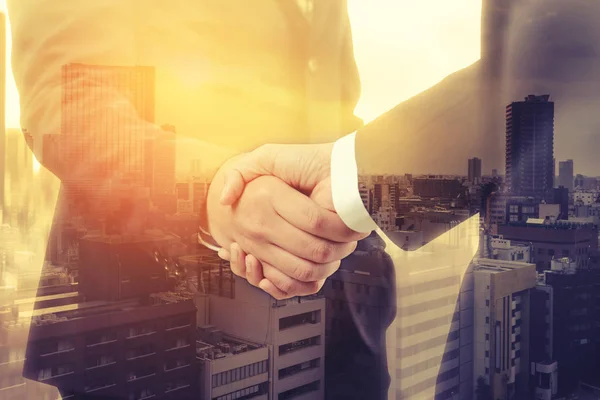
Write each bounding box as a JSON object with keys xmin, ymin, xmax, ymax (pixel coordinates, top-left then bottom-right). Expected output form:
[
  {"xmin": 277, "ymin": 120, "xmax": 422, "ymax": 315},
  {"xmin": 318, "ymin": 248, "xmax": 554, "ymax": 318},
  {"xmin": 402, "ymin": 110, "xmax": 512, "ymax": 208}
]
[{"xmin": 0, "ymin": 1, "xmax": 599, "ymax": 400}]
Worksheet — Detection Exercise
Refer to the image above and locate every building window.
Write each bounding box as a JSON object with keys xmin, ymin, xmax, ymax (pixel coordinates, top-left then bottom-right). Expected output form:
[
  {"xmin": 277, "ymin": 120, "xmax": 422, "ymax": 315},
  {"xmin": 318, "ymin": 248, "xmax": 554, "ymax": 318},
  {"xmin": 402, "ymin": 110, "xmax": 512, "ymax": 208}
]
[
  {"xmin": 278, "ymin": 358, "xmax": 320, "ymax": 379},
  {"xmin": 548, "ymin": 249, "xmax": 555, "ymax": 256},
  {"xmin": 165, "ymin": 379, "xmax": 190, "ymax": 394},
  {"xmin": 167, "ymin": 316, "xmax": 191, "ymax": 331},
  {"xmin": 485, "ymin": 334, "xmax": 489, "ymax": 341},
  {"xmin": 86, "ymin": 331, "xmax": 117, "ymax": 347},
  {"xmin": 485, "ymin": 350, "xmax": 489, "ymax": 358},
  {"xmin": 216, "ymin": 383, "xmax": 268, "ymax": 400},
  {"xmin": 279, "ymin": 336, "xmax": 320, "ymax": 356},
  {"xmin": 279, "ymin": 311, "xmax": 320, "ymax": 330},
  {"xmin": 485, "ymin": 300, "xmax": 490, "ymax": 307},
  {"xmin": 278, "ymin": 381, "xmax": 320, "ymax": 400},
  {"xmin": 86, "ymin": 354, "xmax": 115, "ymax": 370},
  {"xmin": 485, "ymin": 317, "xmax": 490, "ymax": 324},
  {"xmin": 127, "ymin": 324, "xmax": 155, "ymax": 339},
  {"xmin": 562, "ymin": 249, "xmax": 569, "ymax": 257},
  {"xmin": 212, "ymin": 360, "xmax": 268, "ymax": 388}
]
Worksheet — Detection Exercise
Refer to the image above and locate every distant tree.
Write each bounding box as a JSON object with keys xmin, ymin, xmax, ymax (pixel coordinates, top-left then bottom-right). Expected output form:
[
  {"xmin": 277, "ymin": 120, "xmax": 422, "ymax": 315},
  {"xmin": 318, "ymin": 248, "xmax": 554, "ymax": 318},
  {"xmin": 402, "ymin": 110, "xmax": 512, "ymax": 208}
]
[{"xmin": 475, "ymin": 376, "xmax": 493, "ymax": 400}]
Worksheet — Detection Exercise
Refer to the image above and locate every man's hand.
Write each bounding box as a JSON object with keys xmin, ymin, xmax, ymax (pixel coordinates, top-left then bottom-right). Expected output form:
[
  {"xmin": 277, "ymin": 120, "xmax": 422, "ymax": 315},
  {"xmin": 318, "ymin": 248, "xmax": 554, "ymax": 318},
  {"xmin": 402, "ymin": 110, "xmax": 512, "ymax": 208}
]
[
  {"xmin": 219, "ymin": 142, "xmax": 334, "ymax": 206},
  {"xmin": 219, "ymin": 175, "xmax": 341, "ymax": 299},
  {"xmin": 207, "ymin": 156, "xmax": 366, "ymax": 298}
]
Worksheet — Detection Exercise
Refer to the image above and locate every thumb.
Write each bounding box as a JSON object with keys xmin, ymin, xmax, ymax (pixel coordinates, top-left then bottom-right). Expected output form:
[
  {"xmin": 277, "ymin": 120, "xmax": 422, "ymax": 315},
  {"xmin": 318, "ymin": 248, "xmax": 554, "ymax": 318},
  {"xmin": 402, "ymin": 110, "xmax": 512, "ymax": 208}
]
[
  {"xmin": 219, "ymin": 146, "xmax": 277, "ymax": 205},
  {"xmin": 220, "ymin": 168, "xmax": 246, "ymax": 205}
]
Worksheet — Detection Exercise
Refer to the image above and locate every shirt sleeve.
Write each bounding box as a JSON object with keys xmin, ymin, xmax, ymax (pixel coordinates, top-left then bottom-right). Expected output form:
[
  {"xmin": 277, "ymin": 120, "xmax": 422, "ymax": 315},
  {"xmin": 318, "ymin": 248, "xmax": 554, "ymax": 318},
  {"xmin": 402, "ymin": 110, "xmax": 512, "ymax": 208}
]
[{"xmin": 330, "ymin": 131, "xmax": 378, "ymax": 233}]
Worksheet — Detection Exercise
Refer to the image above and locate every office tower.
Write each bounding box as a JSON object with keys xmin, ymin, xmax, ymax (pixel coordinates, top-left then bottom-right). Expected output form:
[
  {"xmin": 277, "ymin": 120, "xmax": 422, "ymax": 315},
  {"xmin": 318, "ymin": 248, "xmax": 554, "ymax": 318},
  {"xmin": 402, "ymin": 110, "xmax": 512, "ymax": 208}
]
[
  {"xmin": 553, "ymin": 158, "xmax": 556, "ymax": 188},
  {"xmin": 473, "ymin": 259, "xmax": 537, "ymax": 400},
  {"xmin": 61, "ymin": 64, "xmax": 155, "ymax": 179},
  {"xmin": 505, "ymin": 95, "xmax": 554, "ymax": 199},
  {"xmin": 536, "ymin": 260, "xmax": 600, "ymax": 396},
  {"xmin": 468, "ymin": 157, "xmax": 482, "ymax": 184},
  {"xmin": 60, "ymin": 64, "xmax": 155, "ymax": 219},
  {"xmin": 197, "ymin": 256, "xmax": 326, "ymax": 399},
  {"xmin": 0, "ymin": 14, "xmax": 6, "ymax": 219},
  {"xmin": 557, "ymin": 159, "xmax": 574, "ymax": 192}
]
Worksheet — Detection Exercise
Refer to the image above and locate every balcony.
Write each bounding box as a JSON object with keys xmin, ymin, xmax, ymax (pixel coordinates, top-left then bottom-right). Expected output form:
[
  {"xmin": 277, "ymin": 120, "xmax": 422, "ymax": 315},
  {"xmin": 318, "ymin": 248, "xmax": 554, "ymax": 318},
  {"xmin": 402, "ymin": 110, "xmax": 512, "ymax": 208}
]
[{"xmin": 84, "ymin": 383, "xmax": 116, "ymax": 394}]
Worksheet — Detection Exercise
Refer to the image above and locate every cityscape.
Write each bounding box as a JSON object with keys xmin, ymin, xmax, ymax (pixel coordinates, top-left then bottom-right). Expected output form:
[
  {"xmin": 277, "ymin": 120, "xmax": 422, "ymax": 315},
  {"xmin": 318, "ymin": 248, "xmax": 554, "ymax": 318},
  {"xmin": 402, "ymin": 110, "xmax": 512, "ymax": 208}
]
[{"xmin": 0, "ymin": 6, "xmax": 599, "ymax": 400}]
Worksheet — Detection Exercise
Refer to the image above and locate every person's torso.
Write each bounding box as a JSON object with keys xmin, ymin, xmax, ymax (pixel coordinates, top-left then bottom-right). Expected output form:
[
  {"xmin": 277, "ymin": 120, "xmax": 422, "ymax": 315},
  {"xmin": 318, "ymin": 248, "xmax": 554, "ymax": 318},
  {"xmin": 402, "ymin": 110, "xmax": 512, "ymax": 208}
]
[{"xmin": 126, "ymin": 0, "xmax": 361, "ymax": 152}]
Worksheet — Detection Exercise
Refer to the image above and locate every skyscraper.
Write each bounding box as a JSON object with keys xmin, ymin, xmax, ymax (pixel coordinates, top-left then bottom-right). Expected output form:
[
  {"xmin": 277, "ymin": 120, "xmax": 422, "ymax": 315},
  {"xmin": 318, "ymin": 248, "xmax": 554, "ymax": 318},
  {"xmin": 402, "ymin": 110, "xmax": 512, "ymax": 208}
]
[
  {"xmin": 558, "ymin": 159, "xmax": 574, "ymax": 192},
  {"xmin": 0, "ymin": 14, "xmax": 6, "ymax": 221},
  {"xmin": 60, "ymin": 64, "xmax": 155, "ymax": 219},
  {"xmin": 505, "ymin": 94, "xmax": 554, "ymax": 199},
  {"xmin": 468, "ymin": 157, "xmax": 482, "ymax": 184},
  {"xmin": 60, "ymin": 64, "xmax": 155, "ymax": 183}
]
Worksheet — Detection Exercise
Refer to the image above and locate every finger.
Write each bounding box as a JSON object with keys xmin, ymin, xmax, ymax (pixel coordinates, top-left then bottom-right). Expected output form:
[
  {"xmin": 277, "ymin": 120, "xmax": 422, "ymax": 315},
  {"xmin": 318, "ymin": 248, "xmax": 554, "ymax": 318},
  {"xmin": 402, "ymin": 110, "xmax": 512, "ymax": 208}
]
[
  {"xmin": 241, "ymin": 239, "xmax": 341, "ymax": 283},
  {"xmin": 218, "ymin": 247, "xmax": 231, "ymax": 261},
  {"xmin": 258, "ymin": 279, "xmax": 290, "ymax": 300},
  {"xmin": 272, "ymin": 188, "xmax": 368, "ymax": 243},
  {"xmin": 220, "ymin": 148, "xmax": 275, "ymax": 205},
  {"xmin": 260, "ymin": 213, "xmax": 359, "ymax": 264},
  {"xmin": 229, "ymin": 243, "xmax": 247, "ymax": 279},
  {"xmin": 261, "ymin": 262, "xmax": 321, "ymax": 297},
  {"xmin": 245, "ymin": 254, "xmax": 264, "ymax": 287},
  {"xmin": 220, "ymin": 168, "xmax": 246, "ymax": 205}
]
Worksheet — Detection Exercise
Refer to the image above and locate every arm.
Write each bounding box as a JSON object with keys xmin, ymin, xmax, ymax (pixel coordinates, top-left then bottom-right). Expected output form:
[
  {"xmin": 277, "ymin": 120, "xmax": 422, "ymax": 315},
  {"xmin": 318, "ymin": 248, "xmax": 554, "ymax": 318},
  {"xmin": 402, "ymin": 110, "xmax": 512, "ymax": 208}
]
[{"xmin": 8, "ymin": 0, "xmax": 237, "ymax": 227}]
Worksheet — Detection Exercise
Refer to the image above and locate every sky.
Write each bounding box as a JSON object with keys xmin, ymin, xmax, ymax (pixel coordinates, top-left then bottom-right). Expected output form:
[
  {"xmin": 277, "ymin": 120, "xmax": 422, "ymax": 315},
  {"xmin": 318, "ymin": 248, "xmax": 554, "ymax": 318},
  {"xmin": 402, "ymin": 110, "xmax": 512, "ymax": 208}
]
[{"xmin": 0, "ymin": 0, "xmax": 481, "ymax": 128}]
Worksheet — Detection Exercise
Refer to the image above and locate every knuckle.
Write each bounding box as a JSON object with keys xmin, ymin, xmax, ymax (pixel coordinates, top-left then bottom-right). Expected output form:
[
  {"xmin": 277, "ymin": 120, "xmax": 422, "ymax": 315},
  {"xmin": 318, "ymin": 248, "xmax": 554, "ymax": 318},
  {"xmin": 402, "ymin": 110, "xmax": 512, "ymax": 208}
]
[
  {"xmin": 277, "ymin": 279, "xmax": 297, "ymax": 295},
  {"xmin": 304, "ymin": 281, "xmax": 320, "ymax": 295},
  {"xmin": 305, "ymin": 207, "xmax": 324, "ymax": 231},
  {"xmin": 292, "ymin": 262, "xmax": 315, "ymax": 282},
  {"xmin": 312, "ymin": 241, "xmax": 335, "ymax": 263}
]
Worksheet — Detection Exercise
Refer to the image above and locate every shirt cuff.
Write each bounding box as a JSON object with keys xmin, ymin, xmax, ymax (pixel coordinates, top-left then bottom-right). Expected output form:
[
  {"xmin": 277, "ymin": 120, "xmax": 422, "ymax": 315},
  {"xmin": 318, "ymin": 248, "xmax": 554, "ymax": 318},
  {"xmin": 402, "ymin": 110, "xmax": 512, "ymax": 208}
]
[{"xmin": 330, "ymin": 131, "xmax": 378, "ymax": 233}]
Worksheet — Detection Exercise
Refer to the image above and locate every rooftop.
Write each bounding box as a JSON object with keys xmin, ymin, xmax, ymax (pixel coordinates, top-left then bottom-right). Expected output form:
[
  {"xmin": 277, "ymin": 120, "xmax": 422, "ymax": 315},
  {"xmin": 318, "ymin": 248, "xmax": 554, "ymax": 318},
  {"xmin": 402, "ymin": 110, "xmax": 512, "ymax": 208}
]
[
  {"xmin": 196, "ymin": 325, "xmax": 264, "ymax": 361},
  {"xmin": 2, "ymin": 287, "xmax": 195, "ymax": 328}
]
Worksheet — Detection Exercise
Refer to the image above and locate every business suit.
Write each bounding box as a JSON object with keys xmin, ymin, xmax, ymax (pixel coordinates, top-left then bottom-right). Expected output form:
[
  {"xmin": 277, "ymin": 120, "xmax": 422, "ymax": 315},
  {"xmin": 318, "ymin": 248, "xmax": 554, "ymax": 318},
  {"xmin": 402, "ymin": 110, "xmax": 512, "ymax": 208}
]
[{"xmin": 7, "ymin": 1, "xmax": 386, "ymax": 399}]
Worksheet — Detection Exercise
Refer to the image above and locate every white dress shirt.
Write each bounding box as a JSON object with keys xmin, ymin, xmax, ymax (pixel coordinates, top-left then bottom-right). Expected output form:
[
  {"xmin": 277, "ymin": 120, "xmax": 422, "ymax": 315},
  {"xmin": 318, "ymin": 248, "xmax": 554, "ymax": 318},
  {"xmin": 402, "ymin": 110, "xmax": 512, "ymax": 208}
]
[{"xmin": 330, "ymin": 132, "xmax": 378, "ymax": 233}]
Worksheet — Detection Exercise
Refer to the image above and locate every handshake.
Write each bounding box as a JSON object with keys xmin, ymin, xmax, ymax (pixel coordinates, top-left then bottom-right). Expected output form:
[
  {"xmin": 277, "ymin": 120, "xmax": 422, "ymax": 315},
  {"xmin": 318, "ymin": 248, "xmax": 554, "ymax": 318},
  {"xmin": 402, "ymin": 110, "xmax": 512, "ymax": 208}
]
[{"xmin": 205, "ymin": 142, "xmax": 371, "ymax": 300}]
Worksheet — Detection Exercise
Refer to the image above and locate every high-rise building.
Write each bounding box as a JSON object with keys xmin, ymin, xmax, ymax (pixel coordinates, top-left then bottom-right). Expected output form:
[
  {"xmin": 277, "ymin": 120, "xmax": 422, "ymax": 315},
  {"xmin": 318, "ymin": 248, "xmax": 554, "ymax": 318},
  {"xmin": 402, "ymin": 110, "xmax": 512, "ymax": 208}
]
[
  {"xmin": 0, "ymin": 14, "xmax": 6, "ymax": 219},
  {"xmin": 473, "ymin": 259, "xmax": 537, "ymax": 400},
  {"xmin": 197, "ymin": 256, "xmax": 326, "ymax": 399},
  {"xmin": 468, "ymin": 157, "xmax": 482, "ymax": 184},
  {"xmin": 505, "ymin": 95, "xmax": 554, "ymax": 199},
  {"xmin": 59, "ymin": 64, "xmax": 155, "ymax": 218},
  {"xmin": 558, "ymin": 159, "xmax": 574, "ymax": 192},
  {"xmin": 536, "ymin": 260, "xmax": 600, "ymax": 396},
  {"xmin": 60, "ymin": 64, "xmax": 155, "ymax": 180}
]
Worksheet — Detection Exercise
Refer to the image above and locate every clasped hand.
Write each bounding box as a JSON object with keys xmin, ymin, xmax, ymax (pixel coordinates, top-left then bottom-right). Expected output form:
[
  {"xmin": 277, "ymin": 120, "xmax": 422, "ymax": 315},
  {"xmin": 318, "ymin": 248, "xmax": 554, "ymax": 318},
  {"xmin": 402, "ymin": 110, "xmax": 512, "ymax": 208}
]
[{"xmin": 206, "ymin": 144, "xmax": 369, "ymax": 299}]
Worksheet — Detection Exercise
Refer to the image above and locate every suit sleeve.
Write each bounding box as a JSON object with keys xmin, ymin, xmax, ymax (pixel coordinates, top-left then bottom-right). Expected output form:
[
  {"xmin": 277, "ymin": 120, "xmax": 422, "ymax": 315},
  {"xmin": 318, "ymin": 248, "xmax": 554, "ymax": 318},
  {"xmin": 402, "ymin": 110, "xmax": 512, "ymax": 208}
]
[{"xmin": 7, "ymin": 0, "xmax": 237, "ymax": 216}]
